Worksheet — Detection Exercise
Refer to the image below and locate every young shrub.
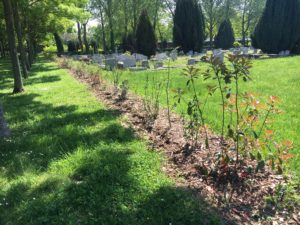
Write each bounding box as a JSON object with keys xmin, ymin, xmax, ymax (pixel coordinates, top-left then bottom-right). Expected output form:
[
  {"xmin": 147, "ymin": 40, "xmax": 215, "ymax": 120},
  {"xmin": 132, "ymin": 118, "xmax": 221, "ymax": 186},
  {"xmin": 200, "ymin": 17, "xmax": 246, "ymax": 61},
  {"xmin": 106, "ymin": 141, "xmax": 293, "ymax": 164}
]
[
  {"xmin": 143, "ymin": 74, "xmax": 163, "ymax": 125},
  {"xmin": 118, "ymin": 80, "xmax": 129, "ymax": 101},
  {"xmin": 252, "ymin": 0, "xmax": 300, "ymax": 53},
  {"xmin": 176, "ymin": 66, "xmax": 210, "ymax": 149},
  {"xmin": 215, "ymin": 19, "xmax": 235, "ymax": 50},
  {"xmin": 136, "ymin": 10, "xmax": 156, "ymax": 58},
  {"xmin": 173, "ymin": 0, "xmax": 205, "ymax": 53}
]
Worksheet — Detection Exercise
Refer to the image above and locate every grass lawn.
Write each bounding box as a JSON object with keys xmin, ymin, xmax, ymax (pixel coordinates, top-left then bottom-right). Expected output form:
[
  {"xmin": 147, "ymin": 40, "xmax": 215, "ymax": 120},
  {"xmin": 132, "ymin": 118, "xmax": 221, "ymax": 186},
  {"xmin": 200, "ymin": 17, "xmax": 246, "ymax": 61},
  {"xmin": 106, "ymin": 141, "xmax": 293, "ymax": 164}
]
[
  {"xmin": 0, "ymin": 58, "xmax": 222, "ymax": 225},
  {"xmin": 102, "ymin": 56, "xmax": 300, "ymax": 175}
]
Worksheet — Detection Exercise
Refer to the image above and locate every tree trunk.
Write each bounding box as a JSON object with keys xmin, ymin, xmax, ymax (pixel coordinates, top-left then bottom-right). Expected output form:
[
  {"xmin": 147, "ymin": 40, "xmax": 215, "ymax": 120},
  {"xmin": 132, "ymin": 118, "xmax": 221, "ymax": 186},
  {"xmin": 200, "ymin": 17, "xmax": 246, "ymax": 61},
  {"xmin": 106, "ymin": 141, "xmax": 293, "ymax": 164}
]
[
  {"xmin": 83, "ymin": 22, "xmax": 89, "ymax": 54},
  {"xmin": 0, "ymin": 41, "xmax": 5, "ymax": 58},
  {"xmin": 123, "ymin": 0, "xmax": 128, "ymax": 36},
  {"xmin": 12, "ymin": 0, "xmax": 28, "ymax": 78},
  {"xmin": 99, "ymin": 5, "xmax": 107, "ymax": 53},
  {"xmin": 2, "ymin": 0, "xmax": 24, "ymax": 93},
  {"xmin": 77, "ymin": 21, "xmax": 83, "ymax": 52},
  {"xmin": 27, "ymin": 38, "xmax": 34, "ymax": 66},
  {"xmin": 53, "ymin": 33, "xmax": 64, "ymax": 56},
  {"xmin": 107, "ymin": 0, "xmax": 115, "ymax": 51}
]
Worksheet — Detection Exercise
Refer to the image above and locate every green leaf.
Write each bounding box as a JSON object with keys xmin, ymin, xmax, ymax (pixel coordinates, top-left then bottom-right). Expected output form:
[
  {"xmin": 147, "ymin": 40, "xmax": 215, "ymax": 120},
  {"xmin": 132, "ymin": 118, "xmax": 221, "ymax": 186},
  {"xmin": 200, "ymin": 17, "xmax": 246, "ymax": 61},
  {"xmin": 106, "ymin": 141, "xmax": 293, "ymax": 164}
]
[
  {"xmin": 257, "ymin": 151, "xmax": 262, "ymax": 161},
  {"xmin": 256, "ymin": 160, "xmax": 265, "ymax": 173}
]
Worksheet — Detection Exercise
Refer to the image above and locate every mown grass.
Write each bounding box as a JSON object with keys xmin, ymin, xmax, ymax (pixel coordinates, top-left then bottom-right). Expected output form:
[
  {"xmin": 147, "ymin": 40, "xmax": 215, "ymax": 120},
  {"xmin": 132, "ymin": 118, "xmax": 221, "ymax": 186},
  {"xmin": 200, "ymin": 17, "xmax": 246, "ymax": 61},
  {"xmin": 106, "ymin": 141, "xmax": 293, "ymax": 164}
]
[
  {"xmin": 0, "ymin": 58, "xmax": 222, "ymax": 225},
  {"xmin": 102, "ymin": 56, "xmax": 300, "ymax": 175}
]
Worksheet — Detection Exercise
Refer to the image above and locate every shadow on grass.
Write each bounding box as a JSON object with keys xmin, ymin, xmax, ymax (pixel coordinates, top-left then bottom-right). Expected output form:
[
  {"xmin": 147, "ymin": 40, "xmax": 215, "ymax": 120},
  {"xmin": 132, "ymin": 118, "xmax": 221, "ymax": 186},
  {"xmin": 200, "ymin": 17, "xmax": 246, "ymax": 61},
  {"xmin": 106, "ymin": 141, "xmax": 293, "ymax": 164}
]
[
  {"xmin": 0, "ymin": 148, "xmax": 223, "ymax": 225},
  {"xmin": 0, "ymin": 93, "xmax": 133, "ymax": 178}
]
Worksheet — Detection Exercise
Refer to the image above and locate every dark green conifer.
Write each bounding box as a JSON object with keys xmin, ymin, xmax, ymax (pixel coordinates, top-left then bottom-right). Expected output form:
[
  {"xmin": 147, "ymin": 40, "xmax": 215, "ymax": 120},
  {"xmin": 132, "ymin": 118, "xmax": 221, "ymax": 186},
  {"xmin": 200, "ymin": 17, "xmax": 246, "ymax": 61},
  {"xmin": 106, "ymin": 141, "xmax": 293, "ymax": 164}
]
[
  {"xmin": 136, "ymin": 10, "xmax": 156, "ymax": 57},
  {"xmin": 252, "ymin": 0, "xmax": 300, "ymax": 53},
  {"xmin": 215, "ymin": 19, "xmax": 235, "ymax": 49},
  {"xmin": 173, "ymin": 0, "xmax": 205, "ymax": 53}
]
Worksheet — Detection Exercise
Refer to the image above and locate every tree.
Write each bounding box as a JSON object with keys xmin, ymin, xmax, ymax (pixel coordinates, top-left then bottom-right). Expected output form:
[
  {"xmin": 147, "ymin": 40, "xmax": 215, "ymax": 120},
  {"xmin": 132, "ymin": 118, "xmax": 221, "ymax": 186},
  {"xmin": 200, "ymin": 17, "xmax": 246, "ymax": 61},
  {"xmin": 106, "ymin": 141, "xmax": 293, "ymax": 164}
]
[
  {"xmin": 136, "ymin": 10, "xmax": 156, "ymax": 57},
  {"xmin": 252, "ymin": 0, "xmax": 300, "ymax": 53},
  {"xmin": 236, "ymin": 0, "xmax": 265, "ymax": 46},
  {"xmin": 2, "ymin": 0, "xmax": 24, "ymax": 93},
  {"xmin": 11, "ymin": 0, "xmax": 29, "ymax": 78},
  {"xmin": 201, "ymin": 0, "xmax": 223, "ymax": 49},
  {"xmin": 83, "ymin": 19, "xmax": 90, "ymax": 53},
  {"xmin": 215, "ymin": 19, "xmax": 235, "ymax": 49},
  {"xmin": 173, "ymin": 0, "xmax": 205, "ymax": 53},
  {"xmin": 54, "ymin": 33, "xmax": 64, "ymax": 56}
]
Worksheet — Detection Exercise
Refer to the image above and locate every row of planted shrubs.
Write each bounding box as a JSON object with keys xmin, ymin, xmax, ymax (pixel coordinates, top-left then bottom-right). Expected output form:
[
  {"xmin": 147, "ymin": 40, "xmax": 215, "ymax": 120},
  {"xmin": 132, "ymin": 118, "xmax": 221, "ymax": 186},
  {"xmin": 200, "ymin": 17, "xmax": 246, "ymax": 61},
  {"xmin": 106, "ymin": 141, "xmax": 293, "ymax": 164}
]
[{"xmin": 57, "ymin": 56, "xmax": 298, "ymax": 209}]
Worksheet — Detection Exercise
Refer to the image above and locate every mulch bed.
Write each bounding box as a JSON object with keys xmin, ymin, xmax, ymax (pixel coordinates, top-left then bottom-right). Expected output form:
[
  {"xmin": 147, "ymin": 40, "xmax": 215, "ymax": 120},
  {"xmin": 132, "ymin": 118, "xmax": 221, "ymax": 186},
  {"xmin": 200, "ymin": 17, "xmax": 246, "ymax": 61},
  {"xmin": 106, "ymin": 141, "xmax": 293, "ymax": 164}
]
[
  {"xmin": 0, "ymin": 105, "xmax": 10, "ymax": 138},
  {"xmin": 61, "ymin": 62, "xmax": 299, "ymax": 225}
]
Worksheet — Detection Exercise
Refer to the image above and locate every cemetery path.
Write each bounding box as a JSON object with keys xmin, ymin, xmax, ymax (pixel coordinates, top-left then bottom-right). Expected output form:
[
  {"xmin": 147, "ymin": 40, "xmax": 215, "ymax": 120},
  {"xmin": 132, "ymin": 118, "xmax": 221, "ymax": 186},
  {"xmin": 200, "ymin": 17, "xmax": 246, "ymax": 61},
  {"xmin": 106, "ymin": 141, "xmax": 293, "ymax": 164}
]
[{"xmin": 0, "ymin": 105, "xmax": 10, "ymax": 138}]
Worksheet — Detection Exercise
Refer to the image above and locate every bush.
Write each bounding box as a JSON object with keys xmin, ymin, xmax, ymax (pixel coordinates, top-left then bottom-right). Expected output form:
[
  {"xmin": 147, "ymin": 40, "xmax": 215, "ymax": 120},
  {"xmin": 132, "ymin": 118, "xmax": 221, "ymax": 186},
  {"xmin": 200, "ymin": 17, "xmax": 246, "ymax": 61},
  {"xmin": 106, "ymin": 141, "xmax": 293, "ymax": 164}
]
[
  {"xmin": 233, "ymin": 41, "xmax": 241, "ymax": 48},
  {"xmin": 252, "ymin": 0, "xmax": 300, "ymax": 53},
  {"xmin": 67, "ymin": 41, "xmax": 77, "ymax": 54},
  {"xmin": 173, "ymin": 0, "xmax": 205, "ymax": 53},
  {"xmin": 136, "ymin": 10, "xmax": 156, "ymax": 57},
  {"xmin": 215, "ymin": 19, "xmax": 235, "ymax": 50}
]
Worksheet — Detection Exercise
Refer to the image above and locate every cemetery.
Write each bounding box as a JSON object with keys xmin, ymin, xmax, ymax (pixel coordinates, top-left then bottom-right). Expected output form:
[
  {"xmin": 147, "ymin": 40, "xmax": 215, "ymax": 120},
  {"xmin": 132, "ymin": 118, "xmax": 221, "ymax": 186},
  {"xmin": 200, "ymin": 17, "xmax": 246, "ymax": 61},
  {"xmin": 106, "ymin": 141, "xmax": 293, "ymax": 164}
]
[{"xmin": 0, "ymin": 0, "xmax": 300, "ymax": 224}]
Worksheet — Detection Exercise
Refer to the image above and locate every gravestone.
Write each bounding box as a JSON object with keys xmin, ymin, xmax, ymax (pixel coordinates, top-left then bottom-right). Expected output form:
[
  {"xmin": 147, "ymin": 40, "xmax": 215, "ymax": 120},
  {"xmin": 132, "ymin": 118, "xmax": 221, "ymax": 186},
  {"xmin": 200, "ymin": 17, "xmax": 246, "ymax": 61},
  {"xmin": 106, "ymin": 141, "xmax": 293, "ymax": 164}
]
[
  {"xmin": 170, "ymin": 51, "xmax": 178, "ymax": 61},
  {"xmin": 133, "ymin": 53, "xmax": 148, "ymax": 61},
  {"xmin": 214, "ymin": 51, "xmax": 224, "ymax": 63},
  {"xmin": 105, "ymin": 58, "xmax": 117, "ymax": 70},
  {"xmin": 241, "ymin": 47, "xmax": 249, "ymax": 55},
  {"xmin": 117, "ymin": 54, "xmax": 136, "ymax": 68},
  {"xmin": 141, "ymin": 60, "xmax": 150, "ymax": 68},
  {"xmin": 154, "ymin": 61, "xmax": 163, "ymax": 69},
  {"xmin": 72, "ymin": 55, "xmax": 80, "ymax": 60},
  {"xmin": 179, "ymin": 50, "xmax": 184, "ymax": 56},
  {"xmin": 284, "ymin": 50, "xmax": 290, "ymax": 56},
  {"xmin": 92, "ymin": 54, "xmax": 105, "ymax": 64},
  {"xmin": 213, "ymin": 49, "xmax": 222, "ymax": 56},
  {"xmin": 155, "ymin": 53, "xmax": 168, "ymax": 61},
  {"xmin": 117, "ymin": 61, "xmax": 125, "ymax": 69},
  {"xmin": 193, "ymin": 52, "xmax": 200, "ymax": 57},
  {"xmin": 187, "ymin": 58, "xmax": 196, "ymax": 65}
]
